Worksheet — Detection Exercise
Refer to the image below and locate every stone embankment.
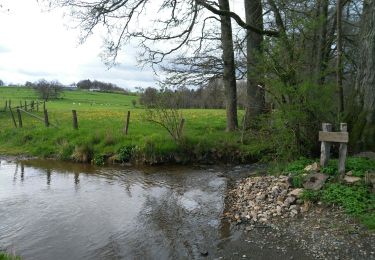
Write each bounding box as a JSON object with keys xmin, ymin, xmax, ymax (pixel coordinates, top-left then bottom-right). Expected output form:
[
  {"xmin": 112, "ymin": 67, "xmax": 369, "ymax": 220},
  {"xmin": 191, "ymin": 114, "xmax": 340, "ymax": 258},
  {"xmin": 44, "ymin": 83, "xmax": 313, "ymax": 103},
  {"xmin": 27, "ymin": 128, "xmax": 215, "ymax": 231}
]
[{"xmin": 224, "ymin": 175, "xmax": 306, "ymax": 226}]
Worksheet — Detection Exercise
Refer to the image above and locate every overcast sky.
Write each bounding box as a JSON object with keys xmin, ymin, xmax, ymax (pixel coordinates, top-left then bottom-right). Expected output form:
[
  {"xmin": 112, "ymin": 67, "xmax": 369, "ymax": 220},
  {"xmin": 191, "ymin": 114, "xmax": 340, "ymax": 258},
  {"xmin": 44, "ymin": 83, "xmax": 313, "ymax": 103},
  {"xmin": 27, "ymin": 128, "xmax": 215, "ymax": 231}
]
[{"xmin": 0, "ymin": 0, "xmax": 156, "ymax": 89}]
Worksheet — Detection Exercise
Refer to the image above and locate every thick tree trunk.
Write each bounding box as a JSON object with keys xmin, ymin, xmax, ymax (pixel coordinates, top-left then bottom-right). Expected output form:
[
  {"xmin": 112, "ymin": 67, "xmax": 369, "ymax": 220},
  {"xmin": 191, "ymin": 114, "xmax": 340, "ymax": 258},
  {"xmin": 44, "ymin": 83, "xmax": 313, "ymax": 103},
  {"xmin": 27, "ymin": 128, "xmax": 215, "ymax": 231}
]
[
  {"xmin": 350, "ymin": 0, "xmax": 375, "ymax": 151},
  {"xmin": 244, "ymin": 0, "xmax": 265, "ymax": 127},
  {"xmin": 218, "ymin": 0, "xmax": 238, "ymax": 131}
]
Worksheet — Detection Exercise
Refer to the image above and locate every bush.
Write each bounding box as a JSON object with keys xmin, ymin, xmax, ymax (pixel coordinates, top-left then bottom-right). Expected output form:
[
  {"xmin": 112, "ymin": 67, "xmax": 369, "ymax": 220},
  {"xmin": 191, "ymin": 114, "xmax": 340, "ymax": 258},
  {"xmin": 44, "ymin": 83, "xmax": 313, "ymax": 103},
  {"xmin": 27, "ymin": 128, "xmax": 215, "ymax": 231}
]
[
  {"xmin": 117, "ymin": 145, "xmax": 135, "ymax": 163},
  {"xmin": 92, "ymin": 154, "xmax": 105, "ymax": 166},
  {"xmin": 71, "ymin": 144, "xmax": 93, "ymax": 163}
]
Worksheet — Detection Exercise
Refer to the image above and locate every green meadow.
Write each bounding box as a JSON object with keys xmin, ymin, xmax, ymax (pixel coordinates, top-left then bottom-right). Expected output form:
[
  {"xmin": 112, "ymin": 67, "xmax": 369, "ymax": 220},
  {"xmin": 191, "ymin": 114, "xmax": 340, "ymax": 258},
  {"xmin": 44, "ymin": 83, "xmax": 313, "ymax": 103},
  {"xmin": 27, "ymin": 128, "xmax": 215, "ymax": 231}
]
[{"xmin": 0, "ymin": 87, "xmax": 257, "ymax": 164}]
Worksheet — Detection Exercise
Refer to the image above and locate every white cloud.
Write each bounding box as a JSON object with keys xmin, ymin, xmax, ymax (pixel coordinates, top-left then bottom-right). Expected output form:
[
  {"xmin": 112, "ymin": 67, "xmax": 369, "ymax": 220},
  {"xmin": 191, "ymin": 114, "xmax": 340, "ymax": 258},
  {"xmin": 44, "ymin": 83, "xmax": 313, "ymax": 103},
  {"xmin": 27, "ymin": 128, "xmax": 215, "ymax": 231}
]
[{"xmin": 0, "ymin": 0, "xmax": 156, "ymax": 89}]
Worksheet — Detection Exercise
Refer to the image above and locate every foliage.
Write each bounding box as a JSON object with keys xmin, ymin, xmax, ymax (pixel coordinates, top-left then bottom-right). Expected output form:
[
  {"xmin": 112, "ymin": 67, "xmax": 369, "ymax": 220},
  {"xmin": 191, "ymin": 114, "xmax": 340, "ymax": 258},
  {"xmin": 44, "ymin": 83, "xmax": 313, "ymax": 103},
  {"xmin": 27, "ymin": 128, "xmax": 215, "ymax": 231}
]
[
  {"xmin": 321, "ymin": 157, "xmax": 375, "ymax": 177},
  {"xmin": 283, "ymin": 157, "xmax": 314, "ymax": 174},
  {"xmin": 301, "ymin": 189, "xmax": 321, "ymax": 203},
  {"xmin": 92, "ymin": 154, "xmax": 105, "ymax": 166},
  {"xmin": 117, "ymin": 145, "xmax": 135, "ymax": 163},
  {"xmin": 321, "ymin": 183, "xmax": 375, "ymax": 216},
  {"xmin": 76, "ymin": 79, "xmax": 127, "ymax": 93}
]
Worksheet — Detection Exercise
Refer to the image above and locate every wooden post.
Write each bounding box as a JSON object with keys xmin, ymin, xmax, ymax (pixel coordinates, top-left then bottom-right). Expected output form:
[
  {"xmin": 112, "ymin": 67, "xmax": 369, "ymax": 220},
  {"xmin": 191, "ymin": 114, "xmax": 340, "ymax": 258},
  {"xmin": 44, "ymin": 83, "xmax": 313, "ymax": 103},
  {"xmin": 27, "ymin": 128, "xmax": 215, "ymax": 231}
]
[
  {"xmin": 44, "ymin": 109, "xmax": 49, "ymax": 127},
  {"xmin": 338, "ymin": 123, "xmax": 348, "ymax": 177},
  {"xmin": 124, "ymin": 111, "xmax": 130, "ymax": 135},
  {"xmin": 36, "ymin": 101, "xmax": 39, "ymax": 112},
  {"xmin": 9, "ymin": 108, "xmax": 17, "ymax": 128},
  {"xmin": 178, "ymin": 118, "xmax": 185, "ymax": 138},
  {"xmin": 24, "ymin": 101, "xmax": 27, "ymax": 112},
  {"xmin": 72, "ymin": 110, "xmax": 78, "ymax": 129},
  {"xmin": 43, "ymin": 101, "xmax": 46, "ymax": 112},
  {"xmin": 17, "ymin": 109, "xmax": 22, "ymax": 128},
  {"xmin": 31, "ymin": 101, "xmax": 34, "ymax": 111},
  {"xmin": 8, "ymin": 100, "xmax": 11, "ymax": 108},
  {"xmin": 320, "ymin": 123, "xmax": 332, "ymax": 167}
]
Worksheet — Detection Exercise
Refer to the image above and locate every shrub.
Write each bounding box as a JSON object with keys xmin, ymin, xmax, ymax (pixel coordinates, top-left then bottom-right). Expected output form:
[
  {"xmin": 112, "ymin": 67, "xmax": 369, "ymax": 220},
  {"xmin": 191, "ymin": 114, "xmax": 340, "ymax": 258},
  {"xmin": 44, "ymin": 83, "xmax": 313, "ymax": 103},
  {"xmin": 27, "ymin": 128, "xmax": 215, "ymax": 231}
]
[
  {"xmin": 56, "ymin": 140, "xmax": 74, "ymax": 160},
  {"xmin": 92, "ymin": 154, "xmax": 105, "ymax": 166},
  {"xmin": 117, "ymin": 145, "xmax": 135, "ymax": 163},
  {"xmin": 71, "ymin": 144, "xmax": 93, "ymax": 163}
]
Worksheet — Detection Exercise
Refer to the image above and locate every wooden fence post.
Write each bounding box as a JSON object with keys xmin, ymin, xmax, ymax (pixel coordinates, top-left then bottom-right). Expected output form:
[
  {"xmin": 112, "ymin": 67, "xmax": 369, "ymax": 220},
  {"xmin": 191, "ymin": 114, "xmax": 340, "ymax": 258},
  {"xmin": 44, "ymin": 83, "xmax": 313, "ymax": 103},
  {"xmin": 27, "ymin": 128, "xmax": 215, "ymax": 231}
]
[
  {"xmin": 24, "ymin": 101, "xmax": 27, "ymax": 112},
  {"xmin": 72, "ymin": 110, "xmax": 78, "ymax": 129},
  {"xmin": 8, "ymin": 100, "xmax": 11, "ymax": 108},
  {"xmin": 43, "ymin": 101, "xmax": 46, "ymax": 112},
  {"xmin": 17, "ymin": 109, "xmax": 22, "ymax": 128},
  {"xmin": 31, "ymin": 101, "xmax": 34, "ymax": 111},
  {"xmin": 124, "ymin": 111, "xmax": 130, "ymax": 135},
  {"xmin": 36, "ymin": 101, "xmax": 39, "ymax": 112},
  {"xmin": 320, "ymin": 123, "xmax": 332, "ymax": 167},
  {"xmin": 338, "ymin": 123, "xmax": 348, "ymax": 177},
  {"xmin": 44, "ymin": 109, "xmax": 49, "ymax": 127},
  {"xmin": 9, "ymin": 108, "xmax": 17, "ymax": 128}
]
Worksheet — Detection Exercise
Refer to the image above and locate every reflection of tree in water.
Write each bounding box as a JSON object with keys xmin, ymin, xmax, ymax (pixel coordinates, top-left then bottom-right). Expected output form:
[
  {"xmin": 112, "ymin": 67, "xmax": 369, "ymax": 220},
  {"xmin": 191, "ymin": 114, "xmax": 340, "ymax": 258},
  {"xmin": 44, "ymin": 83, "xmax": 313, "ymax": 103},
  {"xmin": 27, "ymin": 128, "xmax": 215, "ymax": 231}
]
[
  {"xmin": 13, "ymin": 163, "xmax": 18, "ymax": 183},
  {"xmin": 21, "ymin": 163, "xmax": 24, "ymax": 182},
  {"xmin": 46, "ymin": 168, "xmax": 51, "ymax": 185}
]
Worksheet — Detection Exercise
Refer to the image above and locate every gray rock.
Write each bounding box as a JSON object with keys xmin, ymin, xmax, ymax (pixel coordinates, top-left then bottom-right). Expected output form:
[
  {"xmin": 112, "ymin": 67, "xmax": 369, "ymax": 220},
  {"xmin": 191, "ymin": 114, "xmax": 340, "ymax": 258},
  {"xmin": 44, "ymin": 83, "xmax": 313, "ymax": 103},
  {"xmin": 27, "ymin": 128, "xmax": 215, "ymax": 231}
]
[
  {"xmin": 288, "ymin": 188, "xmax": 304, "ymax": 198},
  {"xmin": 343, "ymin": 176, "xmax": 361, "ymax": 184},
  {"xmin": 303, "ymin": 173, "xmax": 328, "ymax": 190}
]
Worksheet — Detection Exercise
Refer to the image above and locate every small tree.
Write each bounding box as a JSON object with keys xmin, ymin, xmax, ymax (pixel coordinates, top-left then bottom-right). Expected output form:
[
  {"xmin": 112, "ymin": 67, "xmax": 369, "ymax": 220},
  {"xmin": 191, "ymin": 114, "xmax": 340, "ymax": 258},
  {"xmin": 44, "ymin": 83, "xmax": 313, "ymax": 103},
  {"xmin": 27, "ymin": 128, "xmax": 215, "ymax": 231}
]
[
  {"xmin": 131, "ymin": 99, "xmax": 137, "ymax": 107},
  {"xmin": 145, "ymin": 90, "xmax": 184, "ymax": 143},
  {"xmin": 33, "ymin": 79, "xmax": 63, "ymax": 101}
]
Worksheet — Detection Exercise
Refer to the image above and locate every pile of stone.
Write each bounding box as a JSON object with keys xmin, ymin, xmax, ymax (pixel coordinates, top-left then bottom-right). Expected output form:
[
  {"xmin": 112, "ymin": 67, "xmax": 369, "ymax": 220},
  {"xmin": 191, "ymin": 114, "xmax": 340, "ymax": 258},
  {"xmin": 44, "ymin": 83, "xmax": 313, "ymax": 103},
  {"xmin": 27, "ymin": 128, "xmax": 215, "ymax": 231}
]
[{"xmin": 225, "ymin": 175, "xmax": 307, "ymax": 224}]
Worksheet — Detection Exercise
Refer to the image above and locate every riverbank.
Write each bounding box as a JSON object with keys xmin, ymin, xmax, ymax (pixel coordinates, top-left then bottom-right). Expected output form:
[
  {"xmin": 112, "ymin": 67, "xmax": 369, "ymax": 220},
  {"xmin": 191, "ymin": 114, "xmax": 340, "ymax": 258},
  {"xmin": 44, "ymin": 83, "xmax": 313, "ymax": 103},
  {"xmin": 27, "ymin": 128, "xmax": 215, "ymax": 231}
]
[
  {"xmin": 224, "ymin": 157, "xmax": 375, "ymax": 259},
  {"xmin": 0, "ymin": 87, "xmax": 265, "ymax": 165}
]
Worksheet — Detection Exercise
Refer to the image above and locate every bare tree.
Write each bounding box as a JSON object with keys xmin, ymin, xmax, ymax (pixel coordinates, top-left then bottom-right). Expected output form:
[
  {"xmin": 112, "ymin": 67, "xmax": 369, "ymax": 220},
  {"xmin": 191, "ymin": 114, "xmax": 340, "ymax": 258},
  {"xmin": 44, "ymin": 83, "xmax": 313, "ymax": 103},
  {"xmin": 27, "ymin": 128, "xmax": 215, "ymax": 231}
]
[{"xmin": 33, "ymin": 79, "xmax": 64, "ymax": 101}]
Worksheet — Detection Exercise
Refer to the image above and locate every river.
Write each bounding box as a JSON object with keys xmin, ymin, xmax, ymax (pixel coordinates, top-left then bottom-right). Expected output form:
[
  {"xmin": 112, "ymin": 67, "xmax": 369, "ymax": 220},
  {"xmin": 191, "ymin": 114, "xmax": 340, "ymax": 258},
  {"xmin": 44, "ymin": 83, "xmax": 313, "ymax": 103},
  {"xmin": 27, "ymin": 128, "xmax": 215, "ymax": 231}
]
[{"xmin": 0, "ymin": 159, "xmax": 309, "ymax": 259}]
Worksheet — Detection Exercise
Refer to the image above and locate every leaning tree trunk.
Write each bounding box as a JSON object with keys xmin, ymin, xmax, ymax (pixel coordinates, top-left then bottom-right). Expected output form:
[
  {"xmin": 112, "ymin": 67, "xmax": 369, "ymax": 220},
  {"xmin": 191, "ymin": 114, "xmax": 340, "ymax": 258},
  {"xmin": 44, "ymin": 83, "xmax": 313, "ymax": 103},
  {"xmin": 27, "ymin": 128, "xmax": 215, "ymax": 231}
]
[
  {"xmin": 244, "ymin": 0, "xmax": 265, "ymax": 128},
  {"xmin": 349, "ymin": 0, "xmax": 375, "ymax": 151},
  {"xmin": 218, "ymin": 0, "xmax": 238, "ymax": 131}
]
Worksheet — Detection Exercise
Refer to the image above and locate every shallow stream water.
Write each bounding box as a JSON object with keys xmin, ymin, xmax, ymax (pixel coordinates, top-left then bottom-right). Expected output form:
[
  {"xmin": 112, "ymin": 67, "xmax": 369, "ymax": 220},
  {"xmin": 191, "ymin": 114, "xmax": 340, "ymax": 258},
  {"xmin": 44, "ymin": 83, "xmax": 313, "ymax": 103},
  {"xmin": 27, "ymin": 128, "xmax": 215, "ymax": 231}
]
[{"xmin": 0, "ymin": 159, "xmax": 309, "ymax": 259}]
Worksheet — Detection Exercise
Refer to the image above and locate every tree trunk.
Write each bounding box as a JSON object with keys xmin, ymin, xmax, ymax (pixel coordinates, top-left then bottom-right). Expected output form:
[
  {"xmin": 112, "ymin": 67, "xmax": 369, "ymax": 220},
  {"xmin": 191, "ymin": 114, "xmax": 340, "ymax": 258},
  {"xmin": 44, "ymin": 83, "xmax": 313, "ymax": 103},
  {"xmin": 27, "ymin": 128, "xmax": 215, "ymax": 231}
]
[
  {"xmin": 337, "ymin": 0, "xmax": 344, "ymax": 113},
  {"xmin": 244, "ymin": 0, "xmax": 265, "ymax": 127},
  {"xmin": 349, "ymin": 0, "xmax": 375, "ymax": 151},
  {"xmin": 317, "ymin": 0, "xmax": 329, "ymax": 84},
  {"xmin": 218, "ymin": 0, "xmax": 238, "ymax": 131}
]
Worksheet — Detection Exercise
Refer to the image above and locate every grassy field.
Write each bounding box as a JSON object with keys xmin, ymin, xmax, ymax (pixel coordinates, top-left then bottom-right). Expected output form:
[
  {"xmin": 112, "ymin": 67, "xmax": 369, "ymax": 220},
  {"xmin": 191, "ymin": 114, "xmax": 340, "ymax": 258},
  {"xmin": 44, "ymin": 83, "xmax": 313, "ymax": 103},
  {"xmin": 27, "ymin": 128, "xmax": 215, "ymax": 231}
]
[{"xmin": 0, "ymin": 86, "xmax": 259, "ymax": 164}]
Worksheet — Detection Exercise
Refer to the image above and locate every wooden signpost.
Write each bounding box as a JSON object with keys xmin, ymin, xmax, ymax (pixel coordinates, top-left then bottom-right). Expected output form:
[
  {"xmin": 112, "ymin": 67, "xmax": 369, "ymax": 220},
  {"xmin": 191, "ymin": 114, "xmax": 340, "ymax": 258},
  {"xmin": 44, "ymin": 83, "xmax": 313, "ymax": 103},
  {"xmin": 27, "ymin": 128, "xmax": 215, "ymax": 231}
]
[{"xmin": 319, "ymin": 123, "xmax": 348, "ymax": 176}]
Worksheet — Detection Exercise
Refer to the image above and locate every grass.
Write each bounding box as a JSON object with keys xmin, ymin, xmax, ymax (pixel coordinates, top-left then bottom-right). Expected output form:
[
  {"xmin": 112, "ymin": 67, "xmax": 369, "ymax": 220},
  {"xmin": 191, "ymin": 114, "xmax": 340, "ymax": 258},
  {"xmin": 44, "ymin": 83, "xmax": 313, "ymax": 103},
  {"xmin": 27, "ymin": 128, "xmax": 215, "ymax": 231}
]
[
  {"xmin": 0, "ymin": 252, "xmax": 20, "ymax": 260},
  {"xmin": 0, "ymin": 86, "xmax": 259, "ymax": 164},
  {"xmin": 283, "ymin": 157, "xmax": 375, "ymax": 230}
]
